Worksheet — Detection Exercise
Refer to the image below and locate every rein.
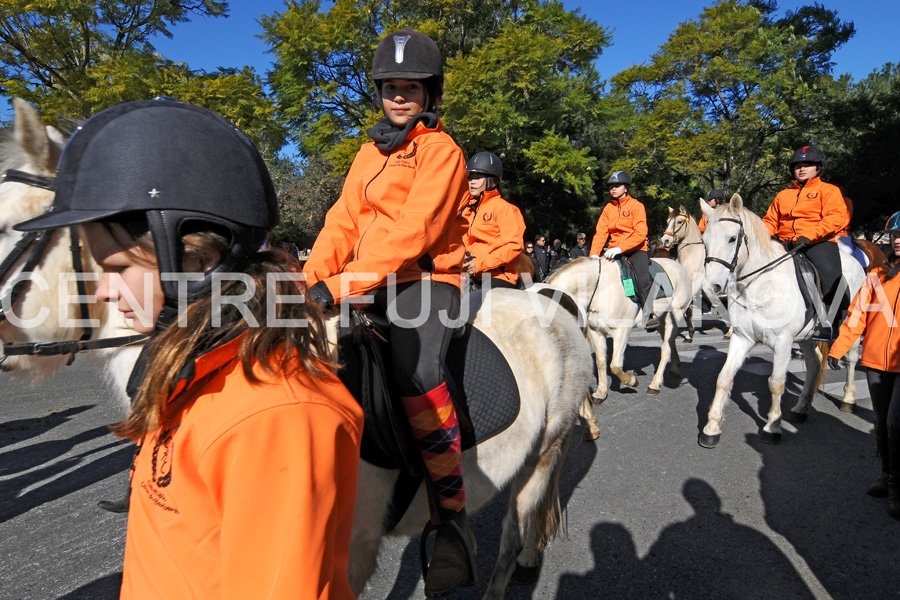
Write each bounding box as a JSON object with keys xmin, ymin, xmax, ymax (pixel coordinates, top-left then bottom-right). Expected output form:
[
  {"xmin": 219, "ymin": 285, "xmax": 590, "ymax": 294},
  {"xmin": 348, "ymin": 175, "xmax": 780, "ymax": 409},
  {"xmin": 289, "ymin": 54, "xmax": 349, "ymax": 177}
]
[
  {"xmin": 664, "ymin": 215, "xmax": 704, "ymax": 251},
  {"xmin": 0, "ymin": 169, "xmax": 149, "ymax": 360}
]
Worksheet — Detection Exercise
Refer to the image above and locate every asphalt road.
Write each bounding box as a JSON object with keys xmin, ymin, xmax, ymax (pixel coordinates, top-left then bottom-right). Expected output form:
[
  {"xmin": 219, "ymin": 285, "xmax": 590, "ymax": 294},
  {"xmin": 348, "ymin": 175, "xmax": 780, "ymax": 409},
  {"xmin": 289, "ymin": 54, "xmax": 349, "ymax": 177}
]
[{"xmin": 2, "ymin": 322, "xmax": 899, "ymax": 599}]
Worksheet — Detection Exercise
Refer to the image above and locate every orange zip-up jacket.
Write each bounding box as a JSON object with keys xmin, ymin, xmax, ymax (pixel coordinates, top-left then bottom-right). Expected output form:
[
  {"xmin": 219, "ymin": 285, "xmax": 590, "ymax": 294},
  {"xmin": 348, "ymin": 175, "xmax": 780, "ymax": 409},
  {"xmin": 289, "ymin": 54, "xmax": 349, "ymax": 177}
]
[
  {"xmin": 121, "ymin": 334, "xmax": 364, "ymax": 600},
  {"xmin": 830, "ymin": 266, "xmax": 900, "ymax": 372},
  {"xmin": 698, "ymin": 214, "xmax": 709, "ymax": 233},
  {"xmin": 304, "ymin": 120, "xmax": 468, "ymax": 301},
  {"xmin": 762, "ymin": 177, "xmax": 849, "ymax": 243},
  {"xmin": 836, "ymin": 194, "xmax": 853, "ymax": 238},
  {"xmin": 589, "ymin": 194, "xmax": 649, "ymax": 256},
  {"xmin": 462, "ymin": 188, "xmax": 526, "ymax": 285}
]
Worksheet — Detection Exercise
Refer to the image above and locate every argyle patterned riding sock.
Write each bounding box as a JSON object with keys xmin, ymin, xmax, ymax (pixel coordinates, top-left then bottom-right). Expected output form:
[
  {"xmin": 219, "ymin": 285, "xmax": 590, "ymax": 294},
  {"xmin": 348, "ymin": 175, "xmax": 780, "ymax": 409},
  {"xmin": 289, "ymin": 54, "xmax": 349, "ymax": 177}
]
[{"xmin": 401, "ymin": 382, "xmax": 465, "ymax": 512}]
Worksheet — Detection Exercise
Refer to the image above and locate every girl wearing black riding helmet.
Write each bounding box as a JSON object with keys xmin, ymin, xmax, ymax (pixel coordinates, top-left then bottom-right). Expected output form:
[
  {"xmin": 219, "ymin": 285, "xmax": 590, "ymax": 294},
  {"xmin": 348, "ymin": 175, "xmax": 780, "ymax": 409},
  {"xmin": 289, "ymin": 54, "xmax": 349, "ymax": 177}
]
[
  {"xmin": 830, "ymin": 211, "xmax": 900, "ymax": 520},
  {"xmin": 15, "ymin": 99, "xmax": 364, "ymax": 599},
  {"xmin": 302, "ymin": 29, "xmax": 475, "ymax": 596}
]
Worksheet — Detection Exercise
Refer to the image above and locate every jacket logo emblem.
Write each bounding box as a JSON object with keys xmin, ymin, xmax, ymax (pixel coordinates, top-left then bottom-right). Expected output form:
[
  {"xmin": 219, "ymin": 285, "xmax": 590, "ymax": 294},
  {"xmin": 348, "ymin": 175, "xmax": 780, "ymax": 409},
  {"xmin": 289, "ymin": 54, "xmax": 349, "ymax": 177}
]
[
  {"xmin": 482, "ymin": 211, "xmax": 493, "ymax": 221},
  {"xmin": 397, "ymin": 141, "xmax": 418, "ymax": 160},
  {"xmin": 151, "ymin": 426, "xmax": 178, "ymax": 488},
  {"xmin": 394, "ymin": 35, "xmax": 411, "ymax": 63},
  {"xmin": 807, "ymin": 192, "xmax": 819, "ymax": 199},
  {"xmin": 622, "ymin": 209, "xmax": 631, "ymax": 217}
]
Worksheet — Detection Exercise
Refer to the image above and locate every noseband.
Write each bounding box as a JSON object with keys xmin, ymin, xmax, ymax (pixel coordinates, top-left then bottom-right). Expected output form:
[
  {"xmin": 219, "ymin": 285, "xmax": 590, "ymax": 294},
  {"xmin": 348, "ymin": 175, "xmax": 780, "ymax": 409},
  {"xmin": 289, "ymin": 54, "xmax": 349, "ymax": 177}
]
[
  {"xmin": 0, "ymin": 169, "xmax": 148, "ymax": 361},
  {"xmin": 704, "ymin": 217, "xmax": 748, "ymax": 273}
]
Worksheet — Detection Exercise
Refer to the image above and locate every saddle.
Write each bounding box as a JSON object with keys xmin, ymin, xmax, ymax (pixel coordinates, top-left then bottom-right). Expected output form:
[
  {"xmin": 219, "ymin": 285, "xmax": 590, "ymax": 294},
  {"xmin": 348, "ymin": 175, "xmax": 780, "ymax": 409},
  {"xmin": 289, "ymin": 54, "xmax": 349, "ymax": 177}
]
[
  {"xmin": 792, "ymin": 252, "xmax": 824, "ymax": 327},
  {"xmin": 335, "ymin": 309, "xmax": 520, "ymax": 532},
  {"xmin": 617, "ymin": 258, "xmax": 673, "ymax": 306}
]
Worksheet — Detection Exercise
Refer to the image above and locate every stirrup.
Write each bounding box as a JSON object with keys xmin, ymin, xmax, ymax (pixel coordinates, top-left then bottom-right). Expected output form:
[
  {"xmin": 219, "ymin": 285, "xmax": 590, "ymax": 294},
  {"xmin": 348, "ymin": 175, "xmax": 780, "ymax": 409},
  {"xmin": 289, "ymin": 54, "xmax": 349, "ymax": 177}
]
[{"xmin": 419, "ymin": 518, "xmax": 478, "ymax": 591}]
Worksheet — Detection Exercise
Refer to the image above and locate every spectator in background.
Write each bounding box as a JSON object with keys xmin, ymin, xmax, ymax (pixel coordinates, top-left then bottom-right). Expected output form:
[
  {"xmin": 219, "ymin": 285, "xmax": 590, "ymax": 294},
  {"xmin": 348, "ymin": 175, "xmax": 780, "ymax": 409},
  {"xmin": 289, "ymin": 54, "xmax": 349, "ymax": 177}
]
[
  {"xmin": 549, "ymin": 238, "xmax": 569, "ymax": 273},
  {"xmin": 533, "ymin": 234, "xmax": 549, "ymax": 281},
  {"xmin": 525, "ymin": 240, "xmax": 541, "ymax": 280},
  {"xmin": 570, "ymin": 232, "xmax": 589, "ymax": 259}
]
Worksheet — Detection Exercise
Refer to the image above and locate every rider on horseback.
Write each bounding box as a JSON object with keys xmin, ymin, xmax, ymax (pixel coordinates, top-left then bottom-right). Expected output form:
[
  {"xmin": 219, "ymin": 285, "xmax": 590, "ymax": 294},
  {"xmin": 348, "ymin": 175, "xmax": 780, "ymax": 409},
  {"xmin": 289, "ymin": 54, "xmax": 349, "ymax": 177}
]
[
  {"xmin": 590, "ymin": 170, "xmax": 659, "ymax": 331},
  {"xmin": 698, "ymin": 188, "xmax": 725, "ymax": 233},
  {"xmin": 302, "ymin": 29, "xmax": 476, "ymax": 596},
  {"xmin": 15, "ymin": 99, "xmax": 364, "ymax": 598},
  {"xmin": 762, "ymin": 145, "xmax": 850, "ymax": 340},
  {"xmin": 461, "ymin": 152, "xmax": 526, "ymax": 289}
]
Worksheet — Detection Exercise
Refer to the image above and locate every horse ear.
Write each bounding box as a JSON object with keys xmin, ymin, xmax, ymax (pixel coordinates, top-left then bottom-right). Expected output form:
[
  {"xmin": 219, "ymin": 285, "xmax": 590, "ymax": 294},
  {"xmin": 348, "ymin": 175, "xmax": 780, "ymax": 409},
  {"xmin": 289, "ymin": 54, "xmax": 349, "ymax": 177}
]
[
  {"xmin": 679, "ymin": 204, "xmax": 687, "ymax": 215},
  {"xmin": 730, "ymin": 193, "xmax": 744, "ymax": 212},
  {"xmin": 667, "ymin": 206, "xmax": 674, "ymax": 217},
  {"xmin": 13, "ymin": 98, "xmax": 57, "ymax": 173},
  {"xmin": 700, "ymin": 197, "xmax": 714, "ymax": 217}
]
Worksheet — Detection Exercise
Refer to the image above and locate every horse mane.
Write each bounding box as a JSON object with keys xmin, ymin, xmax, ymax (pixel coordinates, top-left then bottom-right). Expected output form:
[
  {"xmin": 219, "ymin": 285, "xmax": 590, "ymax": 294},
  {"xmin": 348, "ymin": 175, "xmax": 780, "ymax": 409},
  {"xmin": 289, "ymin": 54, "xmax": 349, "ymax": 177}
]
[{"xmin": 731, "ymin": 205, "xmax": 783, "ymax": 261}]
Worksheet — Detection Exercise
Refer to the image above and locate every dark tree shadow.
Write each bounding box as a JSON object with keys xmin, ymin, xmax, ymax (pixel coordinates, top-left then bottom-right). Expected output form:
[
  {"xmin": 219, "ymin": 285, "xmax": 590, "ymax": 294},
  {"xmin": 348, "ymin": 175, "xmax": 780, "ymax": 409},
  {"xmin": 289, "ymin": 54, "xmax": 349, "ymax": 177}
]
[
  {"xmin": 556, "ymin": 479, "xmax": 816, "ymax": 600},
  {"xmin": 0, "ymin": 405, "xmax": 93, "ymax": 449}
]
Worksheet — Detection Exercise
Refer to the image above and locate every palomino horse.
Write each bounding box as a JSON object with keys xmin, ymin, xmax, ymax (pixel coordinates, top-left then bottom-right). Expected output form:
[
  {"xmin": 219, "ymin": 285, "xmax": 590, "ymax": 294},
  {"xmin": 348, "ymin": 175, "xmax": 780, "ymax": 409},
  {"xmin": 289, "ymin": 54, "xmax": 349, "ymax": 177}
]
[
  {"xmin": 698, "ymin": 194, "xmax": 865, "ymax": 448},
  {"xmin": 1, "ymin": 99, "xmax": 598, "ymax": 599},
  {"xmin": 0, "ymin": 98, "xmax": 142, "ymax": 399},
  {"xmin": 660, "ymin": 205, "xmax": 709, "ymax": 342},
  {"xmin": 548, "ymin": 255, "xmax": 692, "ymax": 399}
]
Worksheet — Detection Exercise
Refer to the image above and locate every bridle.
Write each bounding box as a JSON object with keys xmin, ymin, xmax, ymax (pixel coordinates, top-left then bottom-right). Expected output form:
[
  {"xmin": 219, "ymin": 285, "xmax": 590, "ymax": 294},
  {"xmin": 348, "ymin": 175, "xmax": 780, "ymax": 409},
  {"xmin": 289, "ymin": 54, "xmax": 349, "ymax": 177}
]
[
  {"xmin": 663, "ymin": 214, "xmax": 704, "ymax": 250},
  {"xmin": 704, "ymin": 217, "xmax": 749, "ymax": 274},
  {"xmin": 0, "ymin": 169, "xmax": 148, "ymax": 362}
]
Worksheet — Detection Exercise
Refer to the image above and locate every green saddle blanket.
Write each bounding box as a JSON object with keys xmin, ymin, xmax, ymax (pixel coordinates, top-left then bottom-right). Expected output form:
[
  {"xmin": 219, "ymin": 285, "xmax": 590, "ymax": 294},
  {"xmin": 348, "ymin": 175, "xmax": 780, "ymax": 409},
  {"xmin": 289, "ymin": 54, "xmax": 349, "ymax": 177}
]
[{"xmin": 617, "ymin": 258, "xmax": 673, "ymax": 305}]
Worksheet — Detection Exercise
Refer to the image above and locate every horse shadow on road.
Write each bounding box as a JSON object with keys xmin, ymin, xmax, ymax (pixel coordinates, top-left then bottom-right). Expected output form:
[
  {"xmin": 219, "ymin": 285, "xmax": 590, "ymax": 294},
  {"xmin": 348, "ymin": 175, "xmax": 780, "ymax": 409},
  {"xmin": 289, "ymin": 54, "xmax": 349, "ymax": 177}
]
[
  {"xmin": 371, "ymin": 425, "xmax": 599, "ymax": 599},
  {"xmin": 555, "ymin": 478, "xmax": 816, "ymax": 599}
]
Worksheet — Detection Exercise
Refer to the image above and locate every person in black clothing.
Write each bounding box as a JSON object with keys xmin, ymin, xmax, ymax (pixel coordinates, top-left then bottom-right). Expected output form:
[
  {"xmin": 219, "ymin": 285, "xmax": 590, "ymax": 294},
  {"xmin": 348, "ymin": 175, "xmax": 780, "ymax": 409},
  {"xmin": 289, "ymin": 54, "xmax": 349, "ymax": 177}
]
[
  {"xmin": 532, "ymin": 234, "xmax": 549, "ymax": 281},
  {"xmin": 549, "ymin": 238, "xmax": 570, "ymax": 272},
  {"xmin": 570, "ymin": 232, "xmax": 589, "ymax": 259}
]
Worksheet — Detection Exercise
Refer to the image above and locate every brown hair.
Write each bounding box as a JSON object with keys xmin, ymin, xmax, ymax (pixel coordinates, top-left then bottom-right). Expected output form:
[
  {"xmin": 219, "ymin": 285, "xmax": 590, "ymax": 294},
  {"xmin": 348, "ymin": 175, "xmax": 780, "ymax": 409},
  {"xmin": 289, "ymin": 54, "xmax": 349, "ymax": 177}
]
[{"xmin": 106, "ymin": 225, "xmax": 337, "ymax": 439}]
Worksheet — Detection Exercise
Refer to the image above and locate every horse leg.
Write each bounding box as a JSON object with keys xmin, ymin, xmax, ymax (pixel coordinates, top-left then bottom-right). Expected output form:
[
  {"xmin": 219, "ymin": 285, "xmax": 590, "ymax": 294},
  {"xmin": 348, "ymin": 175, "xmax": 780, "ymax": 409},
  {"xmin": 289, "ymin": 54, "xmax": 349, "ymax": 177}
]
[
  {"xmin": 648, "ymin": 313, "xmax": 674, "ymax": 395},
  {"xmin": 587, "ymin": 325, "xmax": 609, "ymax": 403},
  {"xmin": 609, "ymin": 327, "xmax": 638, "ymax": 388},
  {"xmin": 580, "ymin": 394, "xmax": 600, "ymax": 440},
  {"xmin": 788, "ymin": 340, "xmax": 821, "ymax": 424},
  {"xmin": 484, "ymin": 427, "xmax": 575, "ymax": 599},
  {"xmin": 762, "ymin": 340, "xmax": 793, "ymax": 444},
  {"xmin": 347, "ymin": 463, "xmax": 394, "ymax": 595},
  {"xmin": 700, "ymin": 334, "xmax": 754, "ymax": 448},
  {"xmin": 839, "ymin": 340, "xmax": 860, "ymax": 413}
]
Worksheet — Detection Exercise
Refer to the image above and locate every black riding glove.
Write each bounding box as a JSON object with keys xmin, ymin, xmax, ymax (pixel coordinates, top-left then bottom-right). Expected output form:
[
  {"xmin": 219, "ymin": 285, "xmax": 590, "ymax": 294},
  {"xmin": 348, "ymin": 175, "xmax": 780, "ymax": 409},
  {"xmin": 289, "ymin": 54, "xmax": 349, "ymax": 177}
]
[
  {"xmin": 796, "ymin": 236, "xmax": 811, "ymax": 248},
  {"xmin": 783, "ymin": 239, "xmax": 795, "ymax": 251},
  {"xmin": 308, "ymin": 280, "xmax": 335, "ymax": 309}
]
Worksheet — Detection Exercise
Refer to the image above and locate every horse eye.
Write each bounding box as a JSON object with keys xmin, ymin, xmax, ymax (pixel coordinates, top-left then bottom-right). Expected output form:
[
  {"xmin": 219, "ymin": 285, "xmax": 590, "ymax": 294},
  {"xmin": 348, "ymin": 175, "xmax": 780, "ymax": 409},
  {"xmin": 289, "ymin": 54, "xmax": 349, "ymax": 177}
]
[{"xmin": 729, "ymin": 236, "xmax": 737, "ymax": 243}]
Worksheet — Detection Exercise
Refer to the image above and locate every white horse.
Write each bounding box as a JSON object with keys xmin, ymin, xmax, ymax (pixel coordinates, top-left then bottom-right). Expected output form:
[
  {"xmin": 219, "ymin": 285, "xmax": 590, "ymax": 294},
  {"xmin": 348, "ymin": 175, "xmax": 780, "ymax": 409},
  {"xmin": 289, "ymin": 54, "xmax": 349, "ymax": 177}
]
[
  {"xmin": 0, "ymin": 98, "xmax": 141, "ymax": 400},
  {"xmin": 547, "ymin": 255, "xmax": 693, "ymax": 399},
  {"xmin": 0, "ymin": 99, "xmax": 598, "ymax": 599},
  {"xmin": 698, "ymin": 194, "xmax": 864, "ymax": 448}
]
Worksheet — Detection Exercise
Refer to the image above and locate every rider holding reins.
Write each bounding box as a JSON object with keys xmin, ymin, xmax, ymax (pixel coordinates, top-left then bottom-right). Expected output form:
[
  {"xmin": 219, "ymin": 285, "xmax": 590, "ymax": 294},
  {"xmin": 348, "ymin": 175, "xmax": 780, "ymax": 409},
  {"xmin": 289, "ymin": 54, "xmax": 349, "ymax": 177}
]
[
  {"xmin": 461, "ymin": 152, "xmax": 526, "ymax": 289},
  {"xmin": 590, "ymin": 170, "xmax": 659, "ymax": 331},
  {"xmin": 302, "ymin": 29, "xmax": 476, "ymax": 596},
  {"xmin": 762, "ymin": 145, "xmax": 850, "ymax": 340}
]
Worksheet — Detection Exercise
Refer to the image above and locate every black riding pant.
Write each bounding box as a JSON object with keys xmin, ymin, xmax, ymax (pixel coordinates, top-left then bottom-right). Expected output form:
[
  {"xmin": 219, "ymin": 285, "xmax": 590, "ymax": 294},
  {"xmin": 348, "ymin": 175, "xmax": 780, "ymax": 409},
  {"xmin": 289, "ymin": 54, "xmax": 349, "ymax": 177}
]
[
  {"xmin": 865, "ymin": 369, "xmax": 900, "ymax": 475},
  {"xmin": 625, "ymin": 249, "xmax": 653, "ymax": 309},
  {"xmin": 471, "ymin": 276, "xmax": 517, "ymax": 290},
  {"xmin": 372, "ymin": 279, "xmax": 460, "ymax": 397},
  {"xmin": 799, "ymin": 241, "xmax": 847, "ymax": 319}
]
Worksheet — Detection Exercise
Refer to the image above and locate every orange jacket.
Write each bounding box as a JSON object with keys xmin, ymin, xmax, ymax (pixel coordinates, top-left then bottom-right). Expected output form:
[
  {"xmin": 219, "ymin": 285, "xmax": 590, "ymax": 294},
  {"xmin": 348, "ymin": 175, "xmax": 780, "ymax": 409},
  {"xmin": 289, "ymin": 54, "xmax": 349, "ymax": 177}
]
[
  {"xmin": 121, "ymin": 334, "xmax": 364, "ymax": 600},
  {"xmin": 304, "ymin": 120, "xmax": 468, "ymax": 301},
  {"xmin": 589, "ymin": 194, "xmax": 649, "ymax": 256},
  {"xmin": 462, "ymin": 189, "xmax": 526, "ymax": 284},
  {"xmin": 762, "ymin": 177, "xmax": 849, "ymax": 243},
  {"xmin": 830, "ymin": 266, "xmax": 900, "ymax": 372},
  {"xmin": 836, "ymin": 194, "xmax": 853, "ymax": 238},
  {"xmin": 698, "ymin": 214, "xmax": 708, "ymax": 233}
]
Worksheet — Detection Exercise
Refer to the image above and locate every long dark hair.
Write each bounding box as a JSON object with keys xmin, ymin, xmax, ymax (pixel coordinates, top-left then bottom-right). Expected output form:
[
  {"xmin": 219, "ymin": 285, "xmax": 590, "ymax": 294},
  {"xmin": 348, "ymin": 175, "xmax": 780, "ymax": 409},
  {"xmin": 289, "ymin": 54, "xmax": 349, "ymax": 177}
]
[{"xmin": 101, "ymin": 223, "xmax": 337, "ymax": 439}]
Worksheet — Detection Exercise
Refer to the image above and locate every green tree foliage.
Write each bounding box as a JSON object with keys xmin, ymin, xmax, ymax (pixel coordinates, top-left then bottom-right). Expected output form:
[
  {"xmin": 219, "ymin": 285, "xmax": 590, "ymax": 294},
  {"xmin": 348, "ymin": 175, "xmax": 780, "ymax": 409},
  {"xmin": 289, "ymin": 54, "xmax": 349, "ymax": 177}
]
[
  {"xmin": 262, "ymin": 0, "xmax": 611, "ymax": 236},
  {"xmin": 0, "ymin": 0, "xmax": 285, "ymax": 155},
  {"xmin": 813, "ymin": 64, "xmax": 900, "ymax": 233},
  {"xmin": 611, "ymin": 0, "xmax": 853, "ymax": 224}
]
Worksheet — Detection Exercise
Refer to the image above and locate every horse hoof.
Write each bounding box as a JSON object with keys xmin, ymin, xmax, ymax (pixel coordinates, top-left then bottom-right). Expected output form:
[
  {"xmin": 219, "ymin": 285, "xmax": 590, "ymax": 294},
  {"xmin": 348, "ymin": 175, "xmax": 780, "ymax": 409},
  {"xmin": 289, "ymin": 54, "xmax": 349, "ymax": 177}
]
[
  {"xmin": 786, "ymin": 412, "xmax": 808, "ymax": 424},
  {"xmin": 583, "ymin": 426, "xmax": 600, "ymax": 441},
  {"xmin": 698, "ymin": 433, "xmax": 720, "ymax": 448},
  {"xmin": 760, "ymin": 431, "xmax": 782, "ymax": 445},
  {"xmin": 646, "ymin": 387, "xmax": 660, "ymax": 396},
  {"xmin": 839, "ymin": 402, "xmax": 855, "ymax": 414},
  {"xmin": 510, "ymin": 563, "xmax": 540, "ymax": 586},
  {"xmin": 592, "ymin": 394, "xmax": 607, "ymax": 406}
]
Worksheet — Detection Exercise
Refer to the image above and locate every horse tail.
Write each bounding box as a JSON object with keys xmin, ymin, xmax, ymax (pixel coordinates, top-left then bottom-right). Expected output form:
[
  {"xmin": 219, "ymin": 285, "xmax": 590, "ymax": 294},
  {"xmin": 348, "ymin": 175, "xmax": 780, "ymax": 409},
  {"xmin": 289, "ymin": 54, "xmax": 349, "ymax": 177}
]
[{"xmin": 531, "ymin": 428, "xmax": 575, "ymax": 547}]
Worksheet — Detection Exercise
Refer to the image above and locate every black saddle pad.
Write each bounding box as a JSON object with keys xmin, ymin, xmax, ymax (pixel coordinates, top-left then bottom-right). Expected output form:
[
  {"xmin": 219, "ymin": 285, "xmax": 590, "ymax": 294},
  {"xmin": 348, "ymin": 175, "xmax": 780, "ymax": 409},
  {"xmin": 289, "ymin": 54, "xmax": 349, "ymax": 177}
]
[
  {"xmin": 335, "ymin": 311, "xmax": 520, "ymax": 472},
  {"xmin": 617, "ymin": 258, "xmax": 672, "ymax": 305}
]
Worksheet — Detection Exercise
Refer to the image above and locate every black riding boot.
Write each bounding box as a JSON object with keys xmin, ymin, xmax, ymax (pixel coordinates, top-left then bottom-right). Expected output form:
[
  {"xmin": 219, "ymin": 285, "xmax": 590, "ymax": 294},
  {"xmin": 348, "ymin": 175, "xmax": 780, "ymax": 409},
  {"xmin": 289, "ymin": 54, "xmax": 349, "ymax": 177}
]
[
  {"xmin": 424, "ymin": 508, "xmax": 477, "ymax": 597},
  {"xmin": 887, "ymin": 438, "xmax": 900, "ymax": 519},
  {"xmin": 868, "ymin": 426, "xmax": 890, "ymax": 497},
  {"xmin": 97, "ymin": 476, "xmax": 131, "ymax": 513}
]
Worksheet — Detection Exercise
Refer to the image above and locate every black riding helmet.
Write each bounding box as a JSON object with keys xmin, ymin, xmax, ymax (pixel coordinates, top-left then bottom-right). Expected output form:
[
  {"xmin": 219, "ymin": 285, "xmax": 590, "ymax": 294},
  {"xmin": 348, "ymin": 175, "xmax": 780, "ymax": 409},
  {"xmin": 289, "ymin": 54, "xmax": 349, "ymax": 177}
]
[
  {"xmin": 15, "ymin": 99, "xmax": 278, "ymax": 322},
  {"xmin": 607, "ymin": 171, "xmax": 632, "ymax": 185},
  {"xmin": 788, "ymin": 145, "xmax": 826, "ymax": 178},
  {"xmin": 371, "ymin": 29, "xmax": 443, "ymax": 112},
  {"xmin": 466, "ymin": 152, "xmax": 503, "ymax": 179},
  {"xmin": 706, "ymin": 188, "xmax": 726, "ymax": 202}
]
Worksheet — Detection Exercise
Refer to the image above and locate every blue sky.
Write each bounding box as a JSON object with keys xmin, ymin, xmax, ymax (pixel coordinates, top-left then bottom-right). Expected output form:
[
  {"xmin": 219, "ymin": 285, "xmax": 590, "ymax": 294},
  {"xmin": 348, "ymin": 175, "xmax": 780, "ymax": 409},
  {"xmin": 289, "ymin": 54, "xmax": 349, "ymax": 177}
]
[{"xmin": 150, "ymin": 0, "xmax": 898, "ymax": 81}]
